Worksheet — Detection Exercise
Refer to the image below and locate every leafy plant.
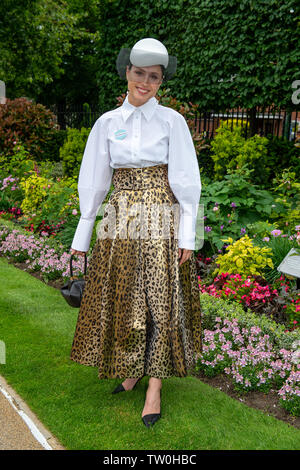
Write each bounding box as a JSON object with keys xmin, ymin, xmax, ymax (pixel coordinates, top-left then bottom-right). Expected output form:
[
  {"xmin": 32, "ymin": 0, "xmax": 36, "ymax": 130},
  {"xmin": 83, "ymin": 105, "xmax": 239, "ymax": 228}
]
[
  {"xmin": 250, "ymin": 227, "xmax": 300, "ymax": 284},
  {"xmin": 265, "ymin": 134, "xmax": 300, "ymax": 187},
  {"xmin": 17, "ymin": 173, "xmax": 77, "ymax": 241},
  {"xmin": 200, "ymin": 164, "xmax": 276, "ymax": 252},
  {"xmin": 213, "ymin": 234, "xmax": 274, "ymax": 277},
  {"xmin": 210, "ymin": 120, "xmax": 269, "ymax": 184},
  {"xmin": 199, "ymin": 271, "xmax": 299, "ymax": 328},
  {"xmin": 269, "ymin": 169, "xmax": 300, "ymax": 232},
  {"xmin": 0, "ymin": 144, "xmax": 36, "ymax": 179},
  {"xmin": 279, "ymin": 371, "xmax": 300, "ymax": 417},
  {"xmin": 0, "ymin": 174, "xmax": 23, "ymax": 215},
  {"xmin": 0, "ymin": 98, "xmax": 60, "ymax": 161},
  {"xmin": 59, "ymin": 127, "xmax": 91, "ymax": 179},
  {"xmin": 19, "ymin": 174, "xmax": 50, "ymax": 216}
]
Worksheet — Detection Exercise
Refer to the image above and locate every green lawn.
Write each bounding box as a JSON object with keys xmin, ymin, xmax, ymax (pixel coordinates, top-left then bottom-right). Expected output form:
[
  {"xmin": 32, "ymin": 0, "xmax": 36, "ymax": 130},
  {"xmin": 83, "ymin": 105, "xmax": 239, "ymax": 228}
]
[{"xmin": 0, "ymin": 256, "xmax": 300, "ymax": 450}]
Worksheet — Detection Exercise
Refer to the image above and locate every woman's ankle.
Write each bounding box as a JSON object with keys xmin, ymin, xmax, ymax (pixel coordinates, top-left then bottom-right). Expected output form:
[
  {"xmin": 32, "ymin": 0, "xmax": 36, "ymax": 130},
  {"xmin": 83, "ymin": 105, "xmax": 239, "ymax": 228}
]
[
  {"xmin": 148, "ymin": 377, "xmax": 162, "ymax": 389},
  {"xmin": 122, "ymin": 377, "xmax": 140, "ymax": 390}
]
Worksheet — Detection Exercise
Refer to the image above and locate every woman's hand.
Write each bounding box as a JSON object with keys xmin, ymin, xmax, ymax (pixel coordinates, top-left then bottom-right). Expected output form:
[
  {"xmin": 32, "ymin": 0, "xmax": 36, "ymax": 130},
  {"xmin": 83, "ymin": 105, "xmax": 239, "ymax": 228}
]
[
  {"xmin": 70, "ymin": 248, "xmax": 87, "ymax": 256},
  {"xmin": 178, "ymin": 248, "xmax": 192, "ymax": 266}
]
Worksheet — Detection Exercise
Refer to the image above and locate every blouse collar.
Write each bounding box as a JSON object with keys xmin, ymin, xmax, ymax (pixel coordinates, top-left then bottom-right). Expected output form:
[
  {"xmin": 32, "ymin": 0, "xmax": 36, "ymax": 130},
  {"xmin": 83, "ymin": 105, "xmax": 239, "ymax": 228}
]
[{"xmin": 121, "ymin": 94, "xmax": 158, "ymax": 123}]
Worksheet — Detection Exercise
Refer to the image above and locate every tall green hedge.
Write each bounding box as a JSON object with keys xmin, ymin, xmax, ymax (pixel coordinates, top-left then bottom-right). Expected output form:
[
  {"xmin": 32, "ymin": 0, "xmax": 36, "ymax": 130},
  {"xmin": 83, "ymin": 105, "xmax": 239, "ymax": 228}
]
[
  {"xmin": 97, "ymin": 0, "xmax": 300, "ymax": 112},
  {"xmin": 97, "ymin": 0, "xmax": 184, "ymax": 111}
]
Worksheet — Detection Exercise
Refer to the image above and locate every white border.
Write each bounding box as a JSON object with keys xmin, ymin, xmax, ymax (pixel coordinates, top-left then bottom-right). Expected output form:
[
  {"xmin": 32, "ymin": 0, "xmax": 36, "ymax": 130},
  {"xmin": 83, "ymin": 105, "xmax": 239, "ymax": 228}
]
[{"xmin": 0, "ymin": 384, "xmax": 53, "ymax": 450}]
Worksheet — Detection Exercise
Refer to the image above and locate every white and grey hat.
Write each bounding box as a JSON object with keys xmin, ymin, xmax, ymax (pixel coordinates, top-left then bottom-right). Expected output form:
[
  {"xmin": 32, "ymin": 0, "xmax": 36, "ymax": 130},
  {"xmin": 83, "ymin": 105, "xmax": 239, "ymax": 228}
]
[{"xmin": 116, "ymin": 38, "xmax": 177, "ymax": 81}]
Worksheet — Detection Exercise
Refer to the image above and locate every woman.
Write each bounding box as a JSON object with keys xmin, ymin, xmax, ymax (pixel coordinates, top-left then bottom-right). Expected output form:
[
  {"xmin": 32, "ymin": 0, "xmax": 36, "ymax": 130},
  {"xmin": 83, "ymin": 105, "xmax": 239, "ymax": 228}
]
[{"xmin": 70, "ymin": 38, "xmax": 202, "ymax": 428}]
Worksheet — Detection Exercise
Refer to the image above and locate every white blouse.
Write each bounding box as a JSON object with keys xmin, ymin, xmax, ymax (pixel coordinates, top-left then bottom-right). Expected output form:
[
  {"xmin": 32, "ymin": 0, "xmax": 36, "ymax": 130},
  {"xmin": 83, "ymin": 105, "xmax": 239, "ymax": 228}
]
[{"xmin": 71, "ymin": 94, "xmax": 201, "ymax": 252}]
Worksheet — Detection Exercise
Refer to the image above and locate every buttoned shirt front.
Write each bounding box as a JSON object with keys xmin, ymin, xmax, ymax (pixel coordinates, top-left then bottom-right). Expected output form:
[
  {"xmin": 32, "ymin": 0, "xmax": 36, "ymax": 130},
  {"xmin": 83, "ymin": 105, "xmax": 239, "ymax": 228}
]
[{"xmin": 71, "ymin": 94, "xmax": 201, "ymax": 252}]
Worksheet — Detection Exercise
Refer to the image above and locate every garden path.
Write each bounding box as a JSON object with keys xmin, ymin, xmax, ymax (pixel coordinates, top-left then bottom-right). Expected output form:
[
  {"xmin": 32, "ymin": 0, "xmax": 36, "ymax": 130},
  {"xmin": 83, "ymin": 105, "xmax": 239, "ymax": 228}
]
[{"xmin": 0, "ymin": 374, "xmax": 64, "ymax": 450}]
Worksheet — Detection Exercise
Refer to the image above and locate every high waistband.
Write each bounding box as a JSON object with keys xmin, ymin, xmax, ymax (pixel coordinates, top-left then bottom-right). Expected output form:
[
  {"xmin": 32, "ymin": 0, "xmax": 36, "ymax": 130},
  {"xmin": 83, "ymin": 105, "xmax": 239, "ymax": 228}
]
[{"xmin": 112, "ymin": 164, "xmax": 169, "ymax": 190}]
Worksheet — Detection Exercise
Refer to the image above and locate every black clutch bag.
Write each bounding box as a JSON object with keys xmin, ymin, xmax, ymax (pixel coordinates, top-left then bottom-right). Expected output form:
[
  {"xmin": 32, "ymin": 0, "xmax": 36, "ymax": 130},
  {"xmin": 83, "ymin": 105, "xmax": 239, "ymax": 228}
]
[{"xmin": 60, "ymin": 253, "xmax": 87, "ymax": 308}]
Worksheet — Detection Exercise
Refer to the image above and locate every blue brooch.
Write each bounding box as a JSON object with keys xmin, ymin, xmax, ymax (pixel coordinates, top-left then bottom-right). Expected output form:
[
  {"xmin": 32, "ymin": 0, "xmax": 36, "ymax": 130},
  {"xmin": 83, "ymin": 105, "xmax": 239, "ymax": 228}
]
[{"xmin": 114, "ymin": 129, "xmax": 127, "ymax": 140}]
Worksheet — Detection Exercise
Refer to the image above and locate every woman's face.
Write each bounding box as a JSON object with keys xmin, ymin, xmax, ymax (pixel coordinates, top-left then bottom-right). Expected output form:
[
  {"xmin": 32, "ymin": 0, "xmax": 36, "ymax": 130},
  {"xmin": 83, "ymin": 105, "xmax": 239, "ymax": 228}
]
[{"xmin": 126, "ymin": 64, "xmax": 163, "ymax": 107}]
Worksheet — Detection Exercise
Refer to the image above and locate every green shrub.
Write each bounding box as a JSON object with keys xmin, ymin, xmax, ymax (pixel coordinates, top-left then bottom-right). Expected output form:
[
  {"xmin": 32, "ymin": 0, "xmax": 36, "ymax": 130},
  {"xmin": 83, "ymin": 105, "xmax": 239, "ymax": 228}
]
[
  {"xmin": 41, "ymin": 128, "xmax": 68, "ymax": 162},
  {"xmin": 19, "ymin": 174, "xmax": 50, "ymax": 216},
  {"xmin": 196, "ymin": 143, "xmax": 215, "ymax": 179},
  {"xmin": 17, "ymin": 173, "xmax": 77, "ymax": 240},
  {"xmin": 0, "ymin": 97, "xmax": 61, "ymax": 162},
  {"xmin": 59, "ymin": 127, "xmax": 91, "ymax": 179},
  {"xmin": 80, "ymin": 103, "xmax": 94, "ymax": 129},
  {"xmin": 246, "ymin": 220, "xmax": 280, "ymax": 240},
  {"xmin": 265, "ymin": 134, "xmax": 300, "ymax": 187},
  {"xmin": 200, "ymin": 164, "xmax": 276, "ymax": 251},
  {"xmin": 37, "ymin": 160, "xmax": 64, "ymax": 180},
  {"xmin": 0, "ymin": 144, "xmax": 36, "ymax": 180},
  {"xmin": 269, "ymin": 168, "xmax": 300, "ymax": 232},
  {"xmin": 212, "ymin": 234, "xmax": 274, "ymax": 277},
  {"xmin": 210, "ymin": 120, "xmax": 269, "ymax": 184}
]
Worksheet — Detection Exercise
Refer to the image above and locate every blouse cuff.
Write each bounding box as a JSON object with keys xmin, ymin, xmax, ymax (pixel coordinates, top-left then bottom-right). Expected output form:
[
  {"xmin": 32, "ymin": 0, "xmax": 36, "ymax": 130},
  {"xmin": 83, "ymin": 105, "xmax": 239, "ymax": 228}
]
[
  {"xmin": 71, "ymin": 218, "xmax": 95, "ymax": 252},
  {"xmin": 177, "ymin": 207, "xmax": 197, "ymax": 250}
]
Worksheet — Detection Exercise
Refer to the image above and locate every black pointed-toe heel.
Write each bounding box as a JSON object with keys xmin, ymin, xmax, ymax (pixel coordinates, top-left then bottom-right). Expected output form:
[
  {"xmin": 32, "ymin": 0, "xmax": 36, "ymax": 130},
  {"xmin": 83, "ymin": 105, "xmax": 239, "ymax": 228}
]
[
  {"xmin": 142, "ymin": 413, "xmax": 161, "ymax": 427},
  {"xmin": 112, "ymin": 383, "xmax": 125, "ymax": 394},
  {"xmin": 112, "ymin": 376, "xmax": 143, "ymax": 394},
  {"xmin": 142, "ymin": 388, "xmax": 161, "ymax": 427}
]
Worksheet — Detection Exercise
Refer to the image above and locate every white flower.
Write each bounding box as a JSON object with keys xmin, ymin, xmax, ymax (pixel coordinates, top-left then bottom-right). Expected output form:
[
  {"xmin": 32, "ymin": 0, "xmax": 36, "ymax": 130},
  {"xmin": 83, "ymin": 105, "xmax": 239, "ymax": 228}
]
[
  {"xmin": 291, "ymin": 350, "xmax": 300, "ymax": 365},
  {"xmin": 292, "ymin": 340, "xmax": 300, "ymax": 349}
]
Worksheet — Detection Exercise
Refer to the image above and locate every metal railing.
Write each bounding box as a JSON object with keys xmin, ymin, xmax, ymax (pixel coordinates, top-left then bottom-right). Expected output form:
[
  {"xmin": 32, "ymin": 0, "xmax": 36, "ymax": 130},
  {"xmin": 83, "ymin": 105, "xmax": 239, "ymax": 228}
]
[
  {"xmin": 191, "ymin": 106, "xmax": 299, "ymax": 141},
  {"xmin": 49, "ymin": 103, "xmax": 104, "ymax": 130},
  {"xmin": 49, "ymin": 103, "xmax": 300, "ymax": 141}
]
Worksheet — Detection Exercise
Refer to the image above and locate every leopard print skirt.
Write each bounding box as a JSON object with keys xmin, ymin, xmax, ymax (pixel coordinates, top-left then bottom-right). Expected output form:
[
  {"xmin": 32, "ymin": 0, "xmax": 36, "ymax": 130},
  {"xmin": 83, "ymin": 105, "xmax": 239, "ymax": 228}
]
[{"xmin": 70, "ymin": 163, "xmax": 202, "ymax": 379}]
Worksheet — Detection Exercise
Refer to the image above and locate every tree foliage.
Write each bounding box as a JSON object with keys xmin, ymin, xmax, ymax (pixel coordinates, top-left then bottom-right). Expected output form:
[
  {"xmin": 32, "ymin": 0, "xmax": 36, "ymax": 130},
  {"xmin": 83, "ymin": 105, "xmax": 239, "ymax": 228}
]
[
  {"xmin": 0, "ymin": 0, "xmax": 77, "ymax": 98},
  {"xmin": 0, "ymin": 98, "xmax": 59, "ymax": 160},
  {"xmin": 0, "ymin": 0, "xmax": 101, "ymax": 104},
  {"xmin": 39, "ymin": 0, "xmax": 101, "ymax": 106}
]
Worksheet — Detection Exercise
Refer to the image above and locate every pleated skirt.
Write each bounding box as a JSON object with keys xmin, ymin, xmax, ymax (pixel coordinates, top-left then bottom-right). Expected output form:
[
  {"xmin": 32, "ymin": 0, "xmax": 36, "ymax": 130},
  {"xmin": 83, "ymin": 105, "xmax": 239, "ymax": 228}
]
[{"xmin": 70, "ymin": 163, "xmax": 202, "ymax": 379}]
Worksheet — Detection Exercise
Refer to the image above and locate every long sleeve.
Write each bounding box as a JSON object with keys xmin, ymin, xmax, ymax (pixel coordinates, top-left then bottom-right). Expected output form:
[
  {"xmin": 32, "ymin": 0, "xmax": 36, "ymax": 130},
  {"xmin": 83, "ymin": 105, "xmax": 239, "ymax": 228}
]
[
  {"xmin": 71, "ymin": 117, "xmax": 113, "ymax": 252},
  {"xmin": 168, "ymin": 112, "xmax": 201, "ymax": 250}
]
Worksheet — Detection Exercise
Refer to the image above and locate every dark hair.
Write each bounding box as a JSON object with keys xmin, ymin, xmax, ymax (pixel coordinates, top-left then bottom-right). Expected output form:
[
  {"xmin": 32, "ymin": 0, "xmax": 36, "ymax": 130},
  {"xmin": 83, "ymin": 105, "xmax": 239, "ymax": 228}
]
[{"xmin": 128, "ymin": 61, "xmax": 165, "ymax": 80}]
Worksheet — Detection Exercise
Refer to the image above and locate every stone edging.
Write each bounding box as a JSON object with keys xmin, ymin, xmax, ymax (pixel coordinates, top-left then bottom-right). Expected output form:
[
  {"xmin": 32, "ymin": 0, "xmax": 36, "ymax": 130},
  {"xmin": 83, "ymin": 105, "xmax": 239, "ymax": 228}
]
[{"xmin": 0, "ymin": 374, "xmax": 65, "ymax": 450}]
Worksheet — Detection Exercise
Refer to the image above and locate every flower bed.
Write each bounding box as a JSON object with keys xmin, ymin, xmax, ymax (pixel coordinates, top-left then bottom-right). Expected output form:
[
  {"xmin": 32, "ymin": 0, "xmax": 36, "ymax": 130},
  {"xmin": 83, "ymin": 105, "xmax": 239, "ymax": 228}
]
[
  {"xmin": 0, "ymin": 222, "xmax": 87, "ymax": 282},
  {"xmin": 199, "ymin": 271, "xmax": 300, "ymax": 328},
  {"xmin": 1, "ymin": 219, "xmax": 300, "ymax": 418},
  {"xmin": 197, "ymin": 294, "xmax": 300, "ymax": 417}
]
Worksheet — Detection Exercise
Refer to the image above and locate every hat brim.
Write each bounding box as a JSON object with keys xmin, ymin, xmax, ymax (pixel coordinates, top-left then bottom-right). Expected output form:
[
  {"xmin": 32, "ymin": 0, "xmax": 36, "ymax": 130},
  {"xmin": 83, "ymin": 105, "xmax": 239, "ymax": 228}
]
[{"xmin": 116, "ymin": 48, "xmax": 177, "ymax": 81}]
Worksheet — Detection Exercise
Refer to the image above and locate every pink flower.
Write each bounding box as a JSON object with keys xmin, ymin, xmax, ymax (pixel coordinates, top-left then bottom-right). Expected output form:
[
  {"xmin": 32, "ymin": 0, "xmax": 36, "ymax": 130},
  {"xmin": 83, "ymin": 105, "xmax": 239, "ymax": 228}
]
[{"xmin": 271, "ymin": 229, "xmax": 282, "ymax": 237}]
